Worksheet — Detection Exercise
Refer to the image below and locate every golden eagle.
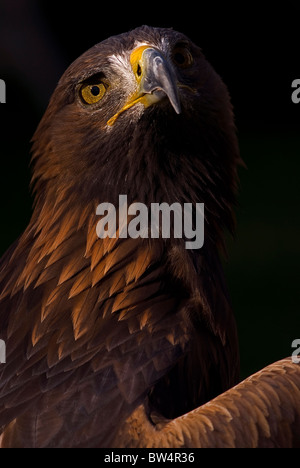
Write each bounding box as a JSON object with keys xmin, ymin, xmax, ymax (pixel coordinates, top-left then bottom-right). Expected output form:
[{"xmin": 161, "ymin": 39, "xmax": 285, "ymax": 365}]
[{"xmin": 0, "ymin": 25, "xmax": 299, "ymax": 448}]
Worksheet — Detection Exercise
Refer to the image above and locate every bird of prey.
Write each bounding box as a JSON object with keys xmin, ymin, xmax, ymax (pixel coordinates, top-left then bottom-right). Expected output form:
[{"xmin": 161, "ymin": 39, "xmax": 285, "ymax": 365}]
[{"xmin": 0, "ymin": 25, "xmax": 299, "ymax": 448}]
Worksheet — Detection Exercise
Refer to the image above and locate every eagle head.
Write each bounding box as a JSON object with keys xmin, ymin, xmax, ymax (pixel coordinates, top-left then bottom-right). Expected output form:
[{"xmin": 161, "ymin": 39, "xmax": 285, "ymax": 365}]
[{"xmin": 31, "ymin": 25, "xmax": 241, "ymax": 247}]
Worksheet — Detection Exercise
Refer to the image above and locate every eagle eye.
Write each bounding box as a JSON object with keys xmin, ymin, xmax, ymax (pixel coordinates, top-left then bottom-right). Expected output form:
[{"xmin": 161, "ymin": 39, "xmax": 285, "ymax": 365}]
[
  {"xmin": 172, "ymin": 45, "xmax": 194, "ymax": 69},
  {"xmin": 80, "ymin": 78, "xmax": 107, "ymax": 105}
]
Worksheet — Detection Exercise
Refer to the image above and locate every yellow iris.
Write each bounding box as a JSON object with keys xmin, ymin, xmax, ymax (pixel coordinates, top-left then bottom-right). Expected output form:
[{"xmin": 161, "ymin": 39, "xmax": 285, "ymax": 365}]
[{"xmin": 80, "ymin": 82, "xmax": 106, "ymax": 105}]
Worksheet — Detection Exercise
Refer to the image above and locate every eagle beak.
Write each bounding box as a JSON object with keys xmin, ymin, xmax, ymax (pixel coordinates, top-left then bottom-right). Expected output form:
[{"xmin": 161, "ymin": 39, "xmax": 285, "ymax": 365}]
[
  {"xmin": 136, "ymin": 47, "xmax": 182, "ymax": 114},
  {"xmin": 107, "ymin": 46, "xmax": 181, "ymax": 126}
]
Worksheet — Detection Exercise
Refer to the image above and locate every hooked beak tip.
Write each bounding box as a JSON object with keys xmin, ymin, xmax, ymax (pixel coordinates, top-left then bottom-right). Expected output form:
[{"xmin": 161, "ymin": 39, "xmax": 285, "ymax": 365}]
[{"xmin": 139, "ymin": 47, "xmax": 181, "ymax": 115}]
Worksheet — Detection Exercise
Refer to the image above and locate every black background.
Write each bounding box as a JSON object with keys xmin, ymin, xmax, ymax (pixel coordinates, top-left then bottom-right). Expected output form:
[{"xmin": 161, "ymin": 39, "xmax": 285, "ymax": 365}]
[{"xmin": 0, "ymin": 0, "xmax": 299, "ymax": 378}]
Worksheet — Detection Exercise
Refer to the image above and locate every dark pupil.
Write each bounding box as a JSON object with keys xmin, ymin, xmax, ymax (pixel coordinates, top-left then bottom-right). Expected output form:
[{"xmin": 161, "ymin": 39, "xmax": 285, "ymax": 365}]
[
  {"xmin": 174, "ymin": 52, "xmax": 186, "ymax": 65},
  {"xmin": 91, "ymin": 85, "xmax": 100, "ymax": 96}
]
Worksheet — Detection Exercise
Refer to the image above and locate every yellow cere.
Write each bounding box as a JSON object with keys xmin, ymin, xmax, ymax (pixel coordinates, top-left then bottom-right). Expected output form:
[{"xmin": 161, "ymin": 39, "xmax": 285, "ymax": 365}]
[
  {"xmin": 107, "ymin": 45, "xmax": 153, "ymax": 126},
  {"xmin": 129, "ymin": 45, "xmax": 151, "ymax": 80}
]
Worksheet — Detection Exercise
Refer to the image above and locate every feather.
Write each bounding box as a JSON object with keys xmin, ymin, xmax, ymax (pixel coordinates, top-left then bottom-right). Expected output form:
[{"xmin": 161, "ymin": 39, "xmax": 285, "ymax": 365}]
[{"xmin": 115, "ymin": 358, "xmax": 300, "ymax": 448}]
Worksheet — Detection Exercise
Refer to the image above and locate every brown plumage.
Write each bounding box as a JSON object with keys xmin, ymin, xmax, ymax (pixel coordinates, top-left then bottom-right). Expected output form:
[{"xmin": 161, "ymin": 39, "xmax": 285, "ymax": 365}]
[
  {"xmin": 0, "ymin": 26, "xmax": 298, "ymax": 448},
  {"xmin": 116, "ymin": 357, "xmax": 300, "ymax": 448}
]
